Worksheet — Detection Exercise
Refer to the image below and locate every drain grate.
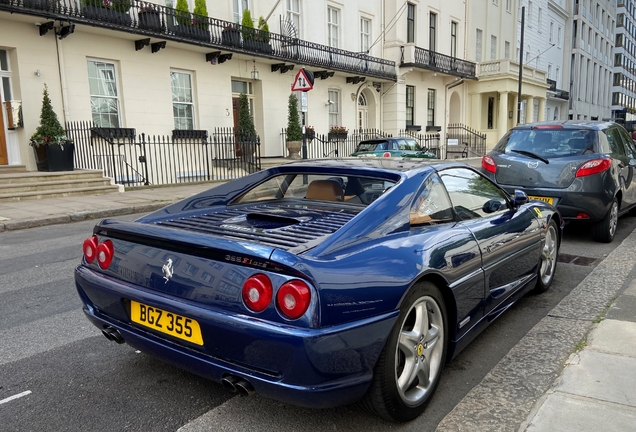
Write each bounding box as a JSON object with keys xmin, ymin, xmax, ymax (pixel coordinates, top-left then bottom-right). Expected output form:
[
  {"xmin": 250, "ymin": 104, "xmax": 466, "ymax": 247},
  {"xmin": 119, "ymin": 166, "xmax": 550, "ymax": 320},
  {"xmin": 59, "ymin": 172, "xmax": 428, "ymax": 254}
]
[{"xmin": 558, "ymin": 253, "xmax": 598, "ymax": 266}]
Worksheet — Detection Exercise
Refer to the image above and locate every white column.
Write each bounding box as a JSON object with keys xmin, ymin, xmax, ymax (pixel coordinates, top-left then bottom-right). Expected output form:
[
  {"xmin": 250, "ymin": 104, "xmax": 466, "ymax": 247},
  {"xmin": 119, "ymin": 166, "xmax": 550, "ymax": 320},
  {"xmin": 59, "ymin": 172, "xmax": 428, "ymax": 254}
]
[{"xmin": 498, "ymin": 91, "xmax": 509, "ymax": 141}]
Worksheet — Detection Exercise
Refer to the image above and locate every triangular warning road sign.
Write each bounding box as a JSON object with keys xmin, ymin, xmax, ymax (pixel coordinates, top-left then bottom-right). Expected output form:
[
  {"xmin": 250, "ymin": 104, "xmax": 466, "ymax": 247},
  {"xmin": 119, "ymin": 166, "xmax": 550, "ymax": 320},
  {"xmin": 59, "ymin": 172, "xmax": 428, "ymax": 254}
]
[{"xmin": 291, "ymin": 69, "xmax": 314, "ymax": 91}]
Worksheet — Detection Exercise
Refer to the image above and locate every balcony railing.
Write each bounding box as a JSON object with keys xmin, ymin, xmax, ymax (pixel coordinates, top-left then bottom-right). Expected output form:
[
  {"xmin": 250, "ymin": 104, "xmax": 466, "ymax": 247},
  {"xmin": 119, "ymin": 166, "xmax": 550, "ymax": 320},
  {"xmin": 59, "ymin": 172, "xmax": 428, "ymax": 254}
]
[
  {"xmin": 400, "ymin": 46, "xmax": 476, "ymax": 79},
  {"xmin": 0, "ymin": 0, "xmax": 396, "ymax": 81}
]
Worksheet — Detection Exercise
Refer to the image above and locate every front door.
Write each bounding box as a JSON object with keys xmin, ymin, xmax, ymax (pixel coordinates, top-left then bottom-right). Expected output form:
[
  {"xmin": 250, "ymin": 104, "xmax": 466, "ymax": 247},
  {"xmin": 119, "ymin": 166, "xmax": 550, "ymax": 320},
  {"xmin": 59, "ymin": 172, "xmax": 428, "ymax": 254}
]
[
  {"xmin": 0, "ymin": 90, "xmax": 8, "ymax": 165},
  {"xmin": 357, "ymin": 93, "xmax": 368, "ymax": 130}
]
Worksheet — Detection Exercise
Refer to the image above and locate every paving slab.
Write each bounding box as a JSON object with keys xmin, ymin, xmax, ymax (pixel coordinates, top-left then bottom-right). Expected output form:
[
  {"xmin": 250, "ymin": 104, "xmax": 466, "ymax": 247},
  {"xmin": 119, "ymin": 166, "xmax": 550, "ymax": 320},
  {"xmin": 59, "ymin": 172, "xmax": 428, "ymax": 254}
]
[
  {"xmin": 556, "ymin": 350, "xmax": 636, "ymax": 407},
  {"xmin": 605, "ymin": 295, "xmax": 636, "ymax": 323},
  {"xmin": 623, "ymin": 279, "xmax": 636, "ymax": 296},
  {"xmin": 588, "ymin": 319, "xmax": 636, "ymax": 356},
  {"xmin": 525, "ymin": 393, "xmax": 636, "ymax": 432}
]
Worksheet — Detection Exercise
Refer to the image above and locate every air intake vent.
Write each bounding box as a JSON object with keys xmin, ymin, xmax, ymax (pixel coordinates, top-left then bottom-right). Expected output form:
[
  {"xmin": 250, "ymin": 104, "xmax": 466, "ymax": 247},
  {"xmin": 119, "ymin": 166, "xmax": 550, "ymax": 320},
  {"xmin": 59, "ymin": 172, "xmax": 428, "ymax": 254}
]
[{"xmin": 154, "ymin": 205, "xmax": 358, "ymax": 253}]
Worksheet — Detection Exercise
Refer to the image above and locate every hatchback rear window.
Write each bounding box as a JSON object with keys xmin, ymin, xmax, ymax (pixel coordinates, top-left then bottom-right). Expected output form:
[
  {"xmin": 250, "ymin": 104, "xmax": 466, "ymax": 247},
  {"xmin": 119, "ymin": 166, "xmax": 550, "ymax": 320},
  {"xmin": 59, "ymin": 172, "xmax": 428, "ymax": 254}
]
[
  {"xmin": 493, "ymin": 129, "xmax": 597, "ymax": 158},
  {"xmin": 356, "ymin": 140, "xmax": 389, "ymax": 151}
]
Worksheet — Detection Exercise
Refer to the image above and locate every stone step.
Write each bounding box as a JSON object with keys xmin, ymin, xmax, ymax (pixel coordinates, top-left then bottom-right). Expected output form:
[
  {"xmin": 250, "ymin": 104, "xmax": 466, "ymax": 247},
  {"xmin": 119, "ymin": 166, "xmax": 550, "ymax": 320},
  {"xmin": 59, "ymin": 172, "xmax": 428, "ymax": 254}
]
[
  {"xmin": 1, "ymin": 178, "xmax": 117, "ymax": 194},
  {"xmin": 0, "ymin": 170, "xmax": 107, "ymax": 185},
  {"xmin": 0, "ymin": 185, "xmax": 120, "ymax": 203},
  {"xmin": 0, "ymin": 165, "xmax": 27, "ymax": 174}
]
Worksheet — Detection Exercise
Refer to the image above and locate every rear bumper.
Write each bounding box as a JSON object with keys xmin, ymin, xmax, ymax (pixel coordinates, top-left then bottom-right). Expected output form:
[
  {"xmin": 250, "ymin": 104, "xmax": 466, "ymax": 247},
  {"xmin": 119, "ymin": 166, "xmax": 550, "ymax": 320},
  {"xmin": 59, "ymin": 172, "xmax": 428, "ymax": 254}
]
[
  {"xmin": 75, "ymin": 266, "xmax": 397, "ymax": 408},
  {"xmin": 496, "ymin": 177, "xmax": 615, "ymax": 222}
]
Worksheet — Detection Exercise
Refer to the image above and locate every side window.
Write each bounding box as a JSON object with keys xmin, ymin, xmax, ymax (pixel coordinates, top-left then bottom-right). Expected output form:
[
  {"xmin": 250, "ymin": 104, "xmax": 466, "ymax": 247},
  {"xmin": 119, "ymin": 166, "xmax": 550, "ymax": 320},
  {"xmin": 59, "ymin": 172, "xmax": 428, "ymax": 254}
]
[
  {"xmin": 396, "ymin": 139, "xmax": 408, "ymax": 150},
  {"xmin": 440, "ymin": 168, "xmax": 509, "ymax": 220},
  {"xmin": 410, "ymin": 174, "xmax": 454, "ymax": 225},
  {"xmin": 616, "ymin": 127, "xmax": 636, "ymax": 158},
  {"xmin": 604, "ymin": 128, "xmax": 627, "ymax": 156}
]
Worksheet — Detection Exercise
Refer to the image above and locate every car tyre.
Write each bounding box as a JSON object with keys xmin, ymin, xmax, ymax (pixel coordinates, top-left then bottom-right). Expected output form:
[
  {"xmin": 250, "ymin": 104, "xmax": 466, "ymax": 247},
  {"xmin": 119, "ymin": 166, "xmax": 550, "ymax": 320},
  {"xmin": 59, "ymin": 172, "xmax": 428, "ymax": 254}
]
[
  {"xmin": 532, "ymin": 219, "xmax": 559, "ymax": 294},
  {"xmin": 592, "ymin": 198, "xmax": 619, "ymax": 243},
  {"xmin": 361, "ymin": 282, "xmax": 447, "ymax": 422}
]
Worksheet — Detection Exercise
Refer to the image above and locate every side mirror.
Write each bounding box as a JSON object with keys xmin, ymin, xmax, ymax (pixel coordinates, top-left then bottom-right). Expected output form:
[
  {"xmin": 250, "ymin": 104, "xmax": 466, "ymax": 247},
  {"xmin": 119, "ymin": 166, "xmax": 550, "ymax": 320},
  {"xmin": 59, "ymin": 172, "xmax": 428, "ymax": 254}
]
[{"xmin": 513, "ymin": 190, "xmax": 529, "ymax": 207}]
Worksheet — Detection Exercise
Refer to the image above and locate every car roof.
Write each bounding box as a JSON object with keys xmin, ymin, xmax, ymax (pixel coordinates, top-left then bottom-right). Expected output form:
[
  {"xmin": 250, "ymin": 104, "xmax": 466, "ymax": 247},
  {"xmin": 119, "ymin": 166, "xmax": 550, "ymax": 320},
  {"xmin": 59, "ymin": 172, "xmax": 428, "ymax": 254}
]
[
  {"xmin": 511, "ymin": 120, "xmax": 619, "ymax": 131},
  {"xmin": 274, "ymin": 157, "xmax": 470, "ymax": 175},
  {"xmin": 358, "ymin": 136, "xmax": 417, "ymax": 143}
]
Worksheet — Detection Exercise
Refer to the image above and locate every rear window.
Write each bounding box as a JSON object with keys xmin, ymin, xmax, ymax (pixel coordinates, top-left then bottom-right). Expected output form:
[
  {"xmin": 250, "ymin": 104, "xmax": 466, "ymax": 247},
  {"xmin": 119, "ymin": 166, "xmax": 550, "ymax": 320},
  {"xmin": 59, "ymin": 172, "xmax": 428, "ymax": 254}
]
[
  {"xmin": 356, "ymin": 140, "xmax": 389, "ymax": 151},
  {"xmin": 493, "ymin": 129, "xmax": 597, "ymax": 159}
]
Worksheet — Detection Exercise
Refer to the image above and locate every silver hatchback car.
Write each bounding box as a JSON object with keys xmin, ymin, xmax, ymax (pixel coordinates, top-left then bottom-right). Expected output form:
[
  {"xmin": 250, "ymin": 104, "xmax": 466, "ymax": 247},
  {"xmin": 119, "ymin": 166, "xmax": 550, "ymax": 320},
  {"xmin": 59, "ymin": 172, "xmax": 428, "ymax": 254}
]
[{"xmin": 481, "ymin": 121, "xmax": 636, "ymax": 243}]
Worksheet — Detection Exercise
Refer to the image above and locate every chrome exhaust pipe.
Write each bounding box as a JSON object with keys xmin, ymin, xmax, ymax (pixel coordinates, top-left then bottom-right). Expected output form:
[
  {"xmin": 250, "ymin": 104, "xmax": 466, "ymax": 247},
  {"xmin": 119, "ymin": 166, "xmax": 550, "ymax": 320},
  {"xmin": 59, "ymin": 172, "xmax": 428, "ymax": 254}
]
[
  {"xmin": 221, "ymin": 375, "xmax": 239, "ymax": 393},
  {"xmin": 102, "ymin": 327, "xmax": 125, "ymax": 344},
  {"xmin": 234, "ymin": 379, "xmax": 255, "ymax": 397}
]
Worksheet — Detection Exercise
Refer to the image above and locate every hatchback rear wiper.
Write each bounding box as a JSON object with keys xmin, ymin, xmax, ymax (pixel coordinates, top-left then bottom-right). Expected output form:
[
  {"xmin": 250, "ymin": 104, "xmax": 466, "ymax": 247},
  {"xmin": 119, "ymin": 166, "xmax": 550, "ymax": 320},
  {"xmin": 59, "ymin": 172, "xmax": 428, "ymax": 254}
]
[{"xmin": 509, "ymin": 149, "xmax": 549, "ymax": 164}]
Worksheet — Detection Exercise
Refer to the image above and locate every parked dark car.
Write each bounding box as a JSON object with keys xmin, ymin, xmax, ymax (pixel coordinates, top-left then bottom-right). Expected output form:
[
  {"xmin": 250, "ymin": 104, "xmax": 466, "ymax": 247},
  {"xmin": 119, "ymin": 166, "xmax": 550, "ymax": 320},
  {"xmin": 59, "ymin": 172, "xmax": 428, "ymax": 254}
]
[
  {"xmin": 481, "ymin": 121, "xmax": 636, "ymax": 242},
  {"xmin": 76, "ymin": 159, "xmax": 561, "ymax": 422},
  {"xmin": 351, "ymin": 137, "xmax": 437, "ymax": 158}
]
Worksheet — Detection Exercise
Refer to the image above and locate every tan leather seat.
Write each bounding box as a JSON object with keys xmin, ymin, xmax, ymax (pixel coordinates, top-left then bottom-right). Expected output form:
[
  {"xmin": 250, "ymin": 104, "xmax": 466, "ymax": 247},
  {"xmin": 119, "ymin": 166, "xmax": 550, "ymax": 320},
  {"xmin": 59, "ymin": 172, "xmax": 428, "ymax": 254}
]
[{"xmin": 306, "ymin": 180, "xmax": 344, "ymax": 202}]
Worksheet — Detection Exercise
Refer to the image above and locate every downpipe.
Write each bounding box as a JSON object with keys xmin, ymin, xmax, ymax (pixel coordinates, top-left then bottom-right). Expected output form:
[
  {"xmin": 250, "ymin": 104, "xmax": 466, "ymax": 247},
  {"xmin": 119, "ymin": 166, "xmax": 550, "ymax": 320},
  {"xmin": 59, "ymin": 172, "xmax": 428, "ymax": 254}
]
[
  {"xmin": 221, "ymin": 374, "xmax": 255, "ymax": 396},
  {"xmin": 101, "ymin": 326, "xmax": 125, "ymax": 344}
]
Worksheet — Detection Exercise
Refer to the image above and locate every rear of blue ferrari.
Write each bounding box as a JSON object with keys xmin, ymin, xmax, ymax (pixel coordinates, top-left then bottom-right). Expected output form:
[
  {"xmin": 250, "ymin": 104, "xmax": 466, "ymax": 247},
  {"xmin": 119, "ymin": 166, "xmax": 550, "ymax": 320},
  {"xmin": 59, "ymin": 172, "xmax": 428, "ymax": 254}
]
[{"xmin": 74, "ymin": 207, "xmax": 395, "ymax": 408}]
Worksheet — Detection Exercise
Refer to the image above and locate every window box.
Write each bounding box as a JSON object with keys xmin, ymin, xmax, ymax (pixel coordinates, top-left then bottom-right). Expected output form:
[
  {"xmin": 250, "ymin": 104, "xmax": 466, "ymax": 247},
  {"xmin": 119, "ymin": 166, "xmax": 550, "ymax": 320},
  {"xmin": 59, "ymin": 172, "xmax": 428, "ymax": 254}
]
[
  {"xmin": 243, "ymin": 39, "xmax": 273, "ymax": 55},
  {"xmin": 328, "ymin": 132, "xmax": 348, "ymax": 141},
  {"xmin": 222, "ymin": 26, "xmax": 242, "ymax": 48},
  {"xmin": 138, "ymin": 10, "xmax": 163, "ymax": 32},
  {"xmin": 173, "ymin": 25, "xmax": 210, "ymax": 42}
]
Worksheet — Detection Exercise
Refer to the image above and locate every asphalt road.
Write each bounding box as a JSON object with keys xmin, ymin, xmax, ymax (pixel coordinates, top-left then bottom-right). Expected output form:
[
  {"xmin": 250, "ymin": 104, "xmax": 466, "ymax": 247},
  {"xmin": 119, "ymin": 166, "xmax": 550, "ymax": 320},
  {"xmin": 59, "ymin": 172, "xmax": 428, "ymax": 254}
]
[{"xmin": 1, "ymin": 214, "xmax": 635, "ymax": 432}]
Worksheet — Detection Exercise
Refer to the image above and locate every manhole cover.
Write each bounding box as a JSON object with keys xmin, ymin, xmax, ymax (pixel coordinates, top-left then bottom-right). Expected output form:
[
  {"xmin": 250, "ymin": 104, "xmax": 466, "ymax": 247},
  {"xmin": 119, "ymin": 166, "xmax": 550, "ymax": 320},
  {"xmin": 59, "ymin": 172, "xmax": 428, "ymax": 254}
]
[{"xmin": 558, "ymin": 253, "xmax": 598, "ymax": 266}]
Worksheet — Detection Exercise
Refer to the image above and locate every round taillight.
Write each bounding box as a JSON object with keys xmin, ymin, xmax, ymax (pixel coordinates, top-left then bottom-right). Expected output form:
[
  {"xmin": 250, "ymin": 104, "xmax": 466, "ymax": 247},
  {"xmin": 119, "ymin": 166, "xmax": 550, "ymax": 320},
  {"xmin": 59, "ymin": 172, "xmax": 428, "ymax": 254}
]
[
  {"xmin": 242, "ymin": 274, "xmax": 273, "ymax": 312},
  {"xmin": 276, "ymin": 280, "xmax": 311, "ymax": 320},
  {"xmin": 83, "ymin": 236, "xmax": 99, "ymax": 263},
  {"xmin": 383, "ymin": 152, "xmax": 391, "ymax": 158},
  {"xmin": 96, "ymin": 240, "xmax": 114, "ymax": 269}
]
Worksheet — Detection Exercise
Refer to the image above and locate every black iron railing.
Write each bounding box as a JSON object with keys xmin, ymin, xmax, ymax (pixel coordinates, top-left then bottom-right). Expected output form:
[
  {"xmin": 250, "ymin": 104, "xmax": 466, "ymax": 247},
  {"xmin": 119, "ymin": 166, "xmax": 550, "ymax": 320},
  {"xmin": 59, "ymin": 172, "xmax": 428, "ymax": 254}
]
[
  {"xmin": 281, "ymin": 128, "xmax": 392, "ymax": 159},
  {"xmin": 67, "ymin": 121, "xmax": 261, "ymax": 186},
  {"xmin": 445, "ymin": 123, "xmax": 486, "ymax": 159},
  {"xmin": 398, "ymin": 130, "xmax": 441, "ymax": 158},
  {"xmin": 403, "ymin": 46, "xmax": 477, "ymax": 79},
  {"xmin": 1, "ymin": 0, "xmax": 396, "ymax": 80}
]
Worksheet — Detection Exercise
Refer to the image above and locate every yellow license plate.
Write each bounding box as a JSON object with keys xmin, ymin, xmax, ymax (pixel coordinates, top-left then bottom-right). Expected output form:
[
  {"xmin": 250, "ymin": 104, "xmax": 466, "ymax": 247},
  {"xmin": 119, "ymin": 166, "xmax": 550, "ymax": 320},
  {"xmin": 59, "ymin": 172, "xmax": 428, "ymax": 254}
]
[
  {"xmin": 529, "ymin": 196, "xmax": 554, "ymax": 205},
  {"xmin": 130, "ymin": 301, "xmax": 203, "ymax": 346}
]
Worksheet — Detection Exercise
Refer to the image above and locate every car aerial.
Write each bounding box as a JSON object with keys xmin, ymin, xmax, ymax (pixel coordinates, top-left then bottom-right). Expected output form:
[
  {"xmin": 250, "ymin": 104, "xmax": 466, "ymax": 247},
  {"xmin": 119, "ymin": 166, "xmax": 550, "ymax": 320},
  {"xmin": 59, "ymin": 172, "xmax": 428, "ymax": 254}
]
[
  {"xmin": 351, "ymin": 137, "xmax": 437, "ymax": 159},
  {"xmin": 76, "ymin": 158, "xmax": 561, "ymax": 422},
  {"xmin": 481, "ymin": 121, "xmax": 636, "ymax": 243}
]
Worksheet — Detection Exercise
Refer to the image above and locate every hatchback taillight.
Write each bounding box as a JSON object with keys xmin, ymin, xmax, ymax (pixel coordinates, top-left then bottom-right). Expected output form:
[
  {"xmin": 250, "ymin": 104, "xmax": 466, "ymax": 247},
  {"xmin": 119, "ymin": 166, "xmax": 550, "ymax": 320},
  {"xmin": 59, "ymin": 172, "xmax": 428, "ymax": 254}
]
[
  {"xmin": 482, "ymin": 155, "xmax": 497, "ymax": 173},
  {"xmin": 242, "ymin": 274, "xmax": 273, "ymax": 313},
  {"xmin": 276, "ymin": 280, "xmax": 311, "ymax": 320},
  {"xmin": 575, "ymin": 158, "xmax": 611, "ymax": 178},
  {"xmin": 96, "ymin": 240, "xmax": 114, "ymax": 269},
  {"xmin": 383, "ymin": 152, "xmax": 391, "ymax": 158},
  {"xmin": 82, "ymin": 236, "xmax": 99, "ymax": 263}
]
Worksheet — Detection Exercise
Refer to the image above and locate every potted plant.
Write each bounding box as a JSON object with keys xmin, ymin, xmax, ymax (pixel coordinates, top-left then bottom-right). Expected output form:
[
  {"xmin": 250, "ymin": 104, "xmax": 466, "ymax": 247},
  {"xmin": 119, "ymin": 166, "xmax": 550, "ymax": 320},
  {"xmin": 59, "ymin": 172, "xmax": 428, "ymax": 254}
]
[
  {"xmin": 305, "ymin": 125, "xmax": 315, "ymax": 142},
  {"xmin": 236, "ymin": 93, "xmax": 257, "ymax": 158},
  {"xmin": 83, "ymin": 0, "xmax": 132, "ymax": 26},
  {"xmin": 171, "ymin": 0, "xmax": 209, "ymax": 42},
  {"xmin": 328, "ymin": 125, "xmax": 348, "ymax": 141},
  {"xmin": 137, "ymin": 2, "xmax": 163, "ymax": 32},
  {"xmin": 222, "ymin": 23, "xmax": 241, "ymax": 47},
  {"xmin": 286, "ymin": 94, "xmax": 303, "ymax": 159},
  {"xmin": 241, "ymin": 9, "xmax": 259, "ymax": 51},
  {"xmin": 29, "ymin": 84, "xmax": 74, "ymax": 172},
  {"xmin": 255, "ymin": 16, "xmax": 273, "ymax": 54}
]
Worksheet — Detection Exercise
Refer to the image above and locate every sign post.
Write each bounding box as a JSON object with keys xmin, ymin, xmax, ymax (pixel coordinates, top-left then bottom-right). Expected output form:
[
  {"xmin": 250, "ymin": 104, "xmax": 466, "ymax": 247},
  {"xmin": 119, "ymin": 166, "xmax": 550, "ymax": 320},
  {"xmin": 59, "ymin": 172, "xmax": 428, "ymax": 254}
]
[{"xmin": 292, "ymin": 68, "xmax": 314, "ymax": 159}]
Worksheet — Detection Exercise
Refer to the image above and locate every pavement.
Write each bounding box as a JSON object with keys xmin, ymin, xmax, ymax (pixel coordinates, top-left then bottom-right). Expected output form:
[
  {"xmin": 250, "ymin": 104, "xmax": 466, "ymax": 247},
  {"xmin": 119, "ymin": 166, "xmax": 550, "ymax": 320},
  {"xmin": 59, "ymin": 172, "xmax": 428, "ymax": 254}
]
[{"xmin": 1, "ymin": 165, "xmax": 635, "ymax": 431}]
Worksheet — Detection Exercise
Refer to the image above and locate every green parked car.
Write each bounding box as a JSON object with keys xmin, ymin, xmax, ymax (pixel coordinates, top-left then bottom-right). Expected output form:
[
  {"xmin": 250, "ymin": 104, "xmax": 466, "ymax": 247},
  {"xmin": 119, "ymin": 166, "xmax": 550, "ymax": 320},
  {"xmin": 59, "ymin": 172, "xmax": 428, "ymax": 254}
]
[{"xmin": 351, "ymin": 137, "xmax": 437, "ymax": 159}]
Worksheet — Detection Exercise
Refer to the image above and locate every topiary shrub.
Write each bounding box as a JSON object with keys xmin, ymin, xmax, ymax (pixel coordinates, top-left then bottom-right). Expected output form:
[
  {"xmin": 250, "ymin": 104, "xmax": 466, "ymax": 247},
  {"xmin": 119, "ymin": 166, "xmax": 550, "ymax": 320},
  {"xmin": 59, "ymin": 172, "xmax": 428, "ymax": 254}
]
[
  {"xmin": 175, "ymin": 0, "xmax": 190, "ymax": 26},
  {"xmin": 237, "ymin": 93, "xmax": 256, "ymax": 139},
  {"xmin": 286, "ymin": 93, "xmax": 303, "ymax": 142},
  {"xmin": 257, "ymin": 16, "xmax": 270, "ymax": 43},
  {"xmin": 241, "ymin": 9, "xmax": 255, "ymax": 41}
]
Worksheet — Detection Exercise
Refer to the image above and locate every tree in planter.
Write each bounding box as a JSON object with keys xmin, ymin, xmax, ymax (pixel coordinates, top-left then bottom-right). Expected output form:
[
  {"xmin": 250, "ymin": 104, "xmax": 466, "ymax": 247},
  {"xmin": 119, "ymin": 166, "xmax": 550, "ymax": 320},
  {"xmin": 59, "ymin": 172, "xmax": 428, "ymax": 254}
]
[
  {"xmin": 29, "ymin": 84, "xmax": 74, "ymax": 171},
  {"xmin": 174, "ymin": 0, "xmax": 190, "ymax": 26},
  {"xmin": 241, "ymin": 9, "xmax": 255, "ymax": 46},
  {"xmin": 192, "ymin": 0, "xmax": 208, "ymax": 29},
  {"xmin": 286, "ymin": 93, "xmax": 303, "ymax": 159},
  {"xmin": 257, "ymin": 16, "xmax": 270, "ymax": 43},
  {"xmin": 236, "ymin": 93, "xmax": 257, "ymax": 158}
]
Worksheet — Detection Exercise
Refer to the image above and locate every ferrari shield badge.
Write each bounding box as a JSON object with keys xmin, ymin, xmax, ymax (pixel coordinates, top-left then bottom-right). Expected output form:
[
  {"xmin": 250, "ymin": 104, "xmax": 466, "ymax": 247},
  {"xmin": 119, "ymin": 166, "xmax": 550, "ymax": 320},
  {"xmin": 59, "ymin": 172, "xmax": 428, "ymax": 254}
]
[{"xmin": 162, "ymin": 258, "xmax": 174, "ymax": 283}]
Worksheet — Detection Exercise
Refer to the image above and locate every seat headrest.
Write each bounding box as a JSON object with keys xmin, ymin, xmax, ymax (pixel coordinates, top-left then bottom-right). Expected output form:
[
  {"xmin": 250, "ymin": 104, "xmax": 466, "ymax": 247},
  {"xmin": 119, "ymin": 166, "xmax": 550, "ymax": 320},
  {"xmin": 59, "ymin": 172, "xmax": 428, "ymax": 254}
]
[{"xmin": 306, "ymin": 180, "xmax": 344, "ymax": 202}]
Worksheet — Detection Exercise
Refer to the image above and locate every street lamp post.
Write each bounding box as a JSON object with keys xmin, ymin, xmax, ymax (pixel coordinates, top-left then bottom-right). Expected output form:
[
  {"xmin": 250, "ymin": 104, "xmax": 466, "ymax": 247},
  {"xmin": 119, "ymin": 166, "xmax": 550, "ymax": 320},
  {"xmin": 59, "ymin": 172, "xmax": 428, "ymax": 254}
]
[{"xmin": 517, "ymin": 6, "xmax": 525, "ymax": 125}]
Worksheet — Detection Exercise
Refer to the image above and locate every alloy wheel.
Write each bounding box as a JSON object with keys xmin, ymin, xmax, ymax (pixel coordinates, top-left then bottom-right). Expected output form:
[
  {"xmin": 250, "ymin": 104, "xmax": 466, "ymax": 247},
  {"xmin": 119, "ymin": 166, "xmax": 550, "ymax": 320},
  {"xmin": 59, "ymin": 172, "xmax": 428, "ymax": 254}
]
[
  {"xmin": 540, "ymin": 224, "xmax": 558, "ymax": 285},
  {"xmin": 609, "ymin": 201, "xmax": 618, "ymax": 238}
]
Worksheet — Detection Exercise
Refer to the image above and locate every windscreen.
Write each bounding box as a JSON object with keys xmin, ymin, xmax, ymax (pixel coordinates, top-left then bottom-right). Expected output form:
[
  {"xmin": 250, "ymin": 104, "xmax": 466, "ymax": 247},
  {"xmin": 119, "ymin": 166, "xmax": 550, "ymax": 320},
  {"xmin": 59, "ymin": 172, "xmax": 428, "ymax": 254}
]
[{"xmin": 493, "ymin": 129, "xmax": 597, "ymax": 159}]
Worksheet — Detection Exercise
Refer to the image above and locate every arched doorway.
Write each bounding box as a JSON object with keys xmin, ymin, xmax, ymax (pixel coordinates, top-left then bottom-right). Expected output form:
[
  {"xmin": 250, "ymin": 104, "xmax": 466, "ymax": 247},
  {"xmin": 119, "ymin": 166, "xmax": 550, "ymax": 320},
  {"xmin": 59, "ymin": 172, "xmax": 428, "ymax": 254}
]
[
  {"xmin": 357, "ymin": 88, "xmax": 377, "ymax": 130},
  {"xmin": 449, "ymin": 91, "xmax": 460, "ymax": 124}
]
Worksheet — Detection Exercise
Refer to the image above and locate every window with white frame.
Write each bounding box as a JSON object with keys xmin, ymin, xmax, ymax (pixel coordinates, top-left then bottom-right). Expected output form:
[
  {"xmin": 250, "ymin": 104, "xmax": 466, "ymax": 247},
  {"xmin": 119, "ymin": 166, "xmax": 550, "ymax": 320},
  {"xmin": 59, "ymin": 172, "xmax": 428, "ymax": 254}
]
[
  {"xmin": 327, "ymin": 7, "xmax": 340, "ymax": 48},
  {"xmin": 451, "ymin": 21, "xmax": 457, "ymax": 58},
  {"xmin": 231, "ymin": 80, "xmax": 254, "ymax": 116},
  {"xmin": 556, "ymin": 67, "xmax": 560, "ymax": 86},
  {"xmin": 476, "ymin": 29, "xmax": 483, "ymax": 62},
  {"xmin": 427, "ymin": 89, "xmax": 435, "ymax": 127},
  {"xmin": 505, "ymin": 41, "xmax": 510, "ymax": 59},
  {"xmin": 528, "ymin": 1, "xmax": 533, "ymax": 26},
  {"xmin": 171, "ymin": 70, "xmax": 195, "ymax": 130},
  {"xmin": 549, "ymin": 21, "xmax": 554, "ymax": 42},
  {"xmin": 361, "ymin": 17, "xmax": 371, "ymax": 53},
  {"xmin": 233, "ymin": 0, "xmax": 250, "ymax": 23},
  {"xmin": 557, "ymin": 26, "xmax": 561, "ymax": 45},
  {"xmin": 0, "ymin": 49, "xmax": 13, "ymax": 104},
  {"xmin": 548, "ymin": 64, "xmax": 552, "ymax": 78},
  {"xmin": 406, "ymin": 85, "xmax": 415, "ymax": 126},
  {"xmin": 538, "ymin": 8, "xmax": 542, "ymax": 31},
  {"xmin": 328, "ymin": 89, "xmax": 340, "ymax": 127},
  {"xmin": 506, "ymin": 0, "xmax": 511, "ymax": 12},
  {"xmin": 429, "ymin": 12, "xmax": 437, "ymax": 52},
  {"xmin": 490, "ymin": 35, "xmax": 497, "ymax": 60},
  {"xmin": 407, "ymin": 3, "xmax": 415, "ymax": 43},
  {"xmin": 287, "ymin": 0, "xmax": 301, "ymax": 37},
  {"xmin": 87, "ymin": 60, "xmax": 121, "ymax": 128}
]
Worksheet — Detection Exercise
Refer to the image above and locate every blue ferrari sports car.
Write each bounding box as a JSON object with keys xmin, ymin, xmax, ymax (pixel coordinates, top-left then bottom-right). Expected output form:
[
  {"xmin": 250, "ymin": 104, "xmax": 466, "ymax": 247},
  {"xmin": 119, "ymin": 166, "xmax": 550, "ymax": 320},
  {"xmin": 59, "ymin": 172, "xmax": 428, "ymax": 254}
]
[{"xmin": 75, "ymin": 158, "xmax": 561, "ymax": 422}]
